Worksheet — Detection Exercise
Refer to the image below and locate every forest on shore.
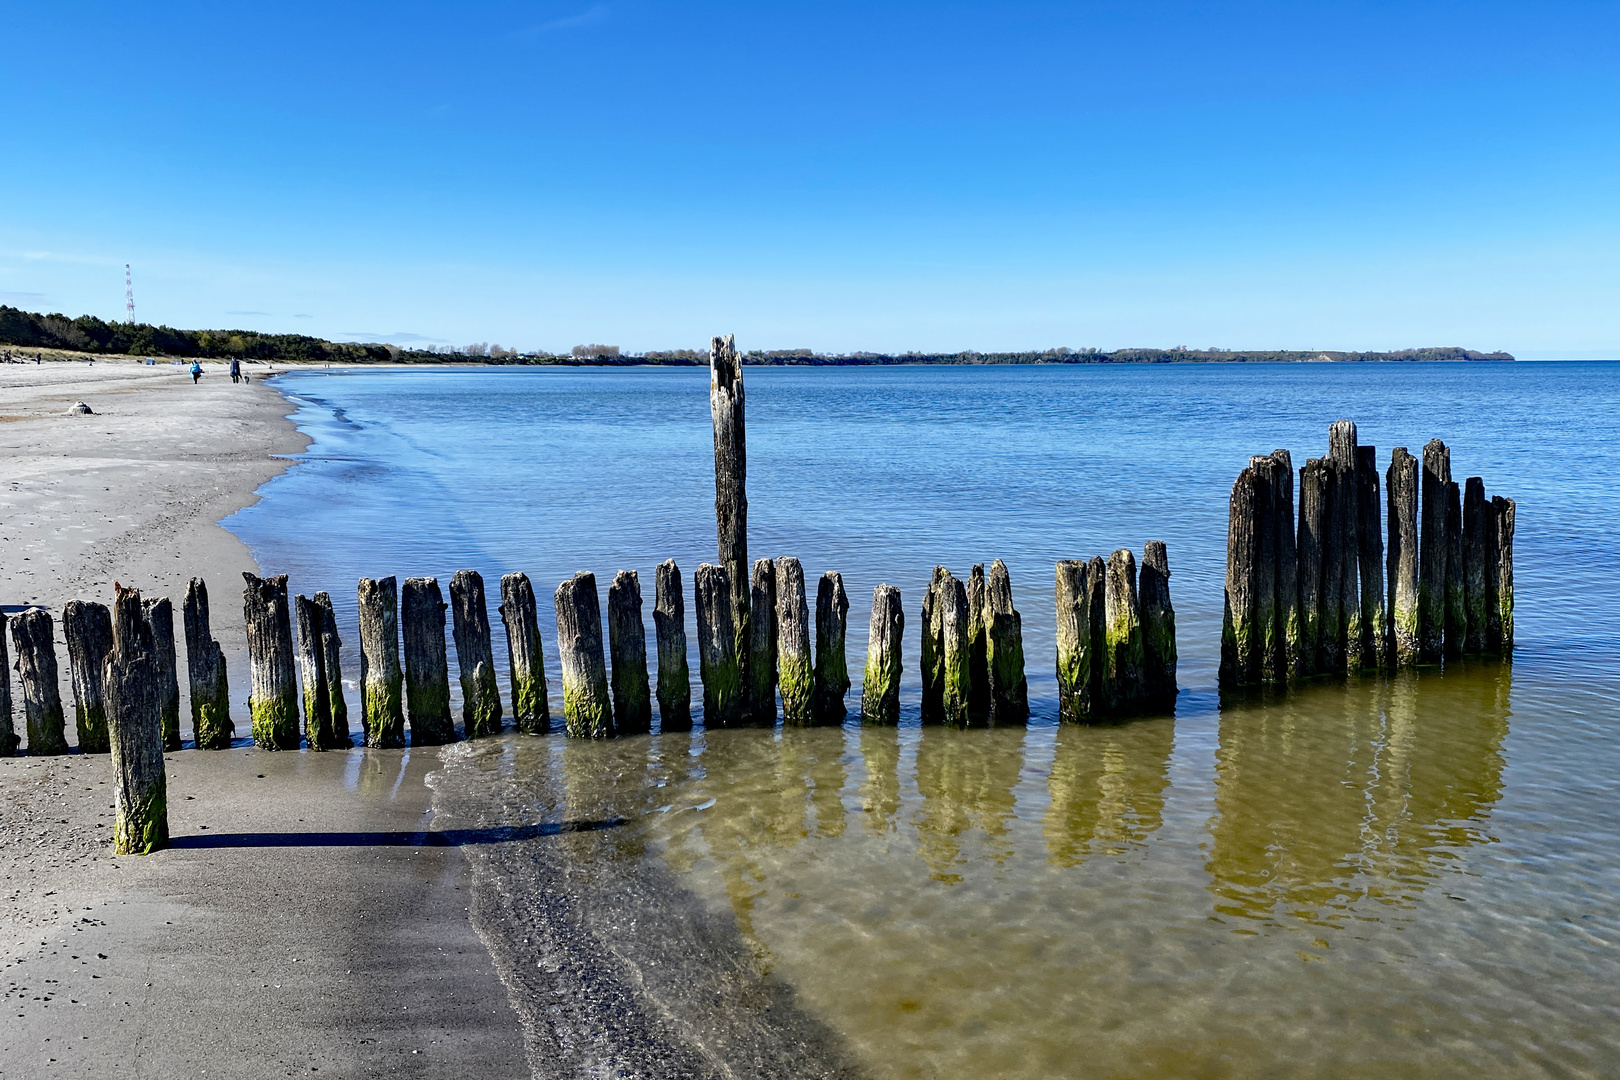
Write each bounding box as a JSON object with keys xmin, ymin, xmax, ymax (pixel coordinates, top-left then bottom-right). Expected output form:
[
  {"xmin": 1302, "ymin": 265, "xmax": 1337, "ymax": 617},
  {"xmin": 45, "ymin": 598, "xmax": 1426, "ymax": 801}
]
[{"xmin": 0, "ymin": 306, "xmax": 1514, "ymax": 366}]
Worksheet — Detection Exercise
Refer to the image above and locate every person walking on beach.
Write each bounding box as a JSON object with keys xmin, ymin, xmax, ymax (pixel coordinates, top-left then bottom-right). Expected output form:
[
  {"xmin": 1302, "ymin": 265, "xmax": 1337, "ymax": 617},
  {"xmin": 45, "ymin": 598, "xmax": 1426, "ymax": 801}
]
[
  {"xmin": 230, "ymin": 358, "xmax": 240, "ymax": 384},
  {"xmin": 190, "ymin": 360, "xmax": 202, "ymax": 384}
]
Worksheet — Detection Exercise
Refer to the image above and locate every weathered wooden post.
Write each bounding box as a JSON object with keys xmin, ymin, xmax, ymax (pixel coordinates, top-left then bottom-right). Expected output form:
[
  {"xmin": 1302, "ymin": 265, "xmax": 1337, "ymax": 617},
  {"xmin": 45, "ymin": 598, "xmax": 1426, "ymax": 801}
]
[
  {"xmin": 10, "ymin": 609, "xmax": 67, "ymax": 755},
  {"xmin": 1104, "ymin": 549, "xmax": 1145, "ymax": 712},
  {"xmin": 314, "ymin": 592, "xmax": 350, "ymax": 747},
  {"xmin": 0, "ymin": 622, "xmax": 14, "ymax": 756},
  {"xmin": 243, "ymin": 573, "xmax": 300, "ymax": 750},
  {"xmin": 1270, "ymin": 450, "xmax": 1301, "ymax": 679},
  {"xmin": 775, "ymin": 557, "xmax": 813, "ymax": 725},
  {"xmin": 747, "ymin": 558, "xmax": 778, "ymax": 725},
  {"xmin": 861, "ymin": 584, "xmax": 904, "ymax": 725},
  {"xmin": 1386, "ymin": 448, "xmax": 1420, "ymax": 666},
  {"xmin": 1140, "ymin": 540, "xmax": 1177, "ymax": 710},
  {"xmin": 966, "ymin": 564, "xmax": 991, "ymax": 723},
  {"xmin": 1444, "ymin": 481, "xmax": 1466, "ymax": 660},
  {"xmin": 1085, "ymin": 556, "xmax": 1108, "ymax": 710},
  {"xmin": 1484, "ymin": 500, "xmax": 1503, "ymax": 652},
  {"xmin": 1354, "ymin": 444, "xmax": 1386, "ymax": 668},
  {"xmin": 1055, "ymin": 560, "xmax": 1094, "ymax": 722},
  {"xmin": 1329, "ymin": 421, "xmax": 1362, "ymax": 672},
  {"xmin": 1493, "ymin": 496, "xmax": 1516, "ymax": 652},
  {"xmin": 710, "ymin": 334, "xmax": 751, "ymax": 691},
  {"xmin": 919, "ymin": 566, "xmax": 946, "ymax": 723},
  {"xmin": 104, "ymin": 586, "xmax": 167, "ymax": 855},
  {"xmin": 984, "ymin": 560, "xmax": 1028, "ymax": 723},
  {"xmin": 652, "ymin": 560, "xmax": 690, "ymax": 731},
  {"xmin": 1220, "ymin": 467, "xmax": 1260, "ymax": 687},
  {"xmin": 141, "ymin": 597, "xmax": 181, "ymax": 751},
  {"xmin": 450, "ymin": 570, "xmax": 502, "ymax": 738},
  {"xmin": 63, "ymin": 600, "xmax": 113, "ymax": 753},
  {"xmin": 1248, "ymin": 455, "xmax": 1281, "ymax": 685},
  {"xmin": 938, "ymin": 572, "xmax": 971, "ymax": 728},
  {"xmin": 1462, "ymin": 477, "xmax": 1489, "ymax": 654},
  {"xmin": 812, "ymin": 571, "xmax": 850, "ymax": 725},
  {"xmin": 357, "ymin": 576, "xmax": 405, "ymax": 748},
  {"xmin": 1319, "ymin": 460, "xmax": 1348, "ymax": 673},
  {"xmin": 554, "ymin": 571, "xmax": 613, "ymax": 738},
  {"xmin": 607, "ymin": 570, "xmax": 652, "ymax": 735},
  {"xmin": 182, "ymin": 579, "xmax": 233, "ymax": 749},
  {"xmin": 694, "ymin": 563, "xmax": 743, "ymax": 728},
  {"xmin": 1296, "ymin": 458, "xmax": 1327, "ymax": 678},
  {"xmin": 1419, "ymin": 439, "xmax": 1451, "ymax": 662},
  {"xmin": 295, "ymin": 593, "xmax": 334, "ymax": 750},
  {"xmin": 401, "ymin": 577, "xmax": 456, "ymax": 746},
  {"xmin": 499, "ymin": 572, "xmax": 552, "ymax": 734}
]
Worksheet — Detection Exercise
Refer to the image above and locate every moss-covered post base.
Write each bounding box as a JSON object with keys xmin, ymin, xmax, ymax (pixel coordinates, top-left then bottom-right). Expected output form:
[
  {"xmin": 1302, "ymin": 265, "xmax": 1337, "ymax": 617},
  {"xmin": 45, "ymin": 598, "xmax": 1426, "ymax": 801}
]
[
  {"xmin": 812, "ymin": 571, "xmax": 850, "ymax": 725},
  {"xmin": 183, "ymin": 578, "xmax": 234, "ymax": 749},
  {"xmin": 608, "ymin": 569, "xmax": 652, "ymax": 735},
  {"xmin": 984, "ymin": 560, "xmax": 1028, "ymax": 724},
  {"xmin": 775, "ymin": 557, "xmax": 813, "ymax": 726},
  {"xmin": 861, "ymin": 584, "xmax": 903, "ymax": 724},
  {"xmin": 106, "ymin": 585, "xmax": 168, "ymax": 856},
  {"xmin": 63, "ymin": 599, "xmax": 112, "ymax": 753},
  {"xmin": 653, "ymin": 560, "xmax": 691, "ymax": 732},
  {"xmin": 500, "ymin": 572, "xmax": 553, "ymax": 734},
  {"xmin": 402, "ymin": 577, "xmax": 456, "ymax": 746},
  {"xmin": 555, "ymin": 571, "xmax": 614, "ymax": 738},
  {"xmin": 695, "ymin": 563, "xmax": 743, "ymax": 728},
  {"xmin": 450, "ymin": 569, "xmax": 503, "ymax": 738},
  {"xmin": 1140, "ymin": 541, "xmax": 1177, "ymax": 711},
  {"xmin": 357, "ymin": 576, "xmax": 406, "ymax": 748}
]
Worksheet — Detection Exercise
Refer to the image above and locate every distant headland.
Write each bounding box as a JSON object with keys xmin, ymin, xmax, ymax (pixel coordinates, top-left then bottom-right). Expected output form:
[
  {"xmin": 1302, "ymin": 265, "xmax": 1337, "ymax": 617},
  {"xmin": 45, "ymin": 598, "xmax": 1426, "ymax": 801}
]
[{"xmin": 0, "ymin": 306, "xmax": 1514, "ymax": 366}]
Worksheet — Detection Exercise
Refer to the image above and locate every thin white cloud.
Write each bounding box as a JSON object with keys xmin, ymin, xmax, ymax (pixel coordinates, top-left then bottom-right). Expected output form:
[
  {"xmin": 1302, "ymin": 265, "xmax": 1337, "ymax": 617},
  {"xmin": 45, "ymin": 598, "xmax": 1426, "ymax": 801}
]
[
  {"xmin": 0, "ymin": 291, "xmax": 47, "ymax": 305},
  {"xmin": 513, "ymin": 3, "xmax": 608, "ymax": 36},
  {"xmin": 336, "ymin": 331, "xmax": 444, "ymax": 343}
]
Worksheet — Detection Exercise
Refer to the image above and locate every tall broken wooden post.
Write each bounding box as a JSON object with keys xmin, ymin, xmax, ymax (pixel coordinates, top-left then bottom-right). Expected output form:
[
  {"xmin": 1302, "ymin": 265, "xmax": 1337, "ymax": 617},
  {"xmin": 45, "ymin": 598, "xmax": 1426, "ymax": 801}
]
[
  {"xmin": 105, "ymin": 586, "xmax": 167, "ymax": 855},
  {"xmin": 812, "ymin": 571, "xmax": 850, "ymax": 725},
  {"xmin": 314, "ymin": 592, "xmax": 350, "ymax": 747},
  {"xmin": 182, "ymin": 579, "xmax": 232, "ymax": 749},
  {"xmin": 554, "ymin": 572, "xmax": 613, "ymax": 738},
  {"xmin": 1220, "ymin": 467, "xmax": 1260, "ymax": 688},
  {"xmin": 1462, "ymin": 477, "xmax": 1489, "ymax": 654},
  {"xmin": 401, "ymin": 577, "xmax": 456, "ymax": 746},
  {"xmin": 747, "ymin": 558, "xmax": 778, "ymax": 725},
  {"xmin": 0, "ymin": 621, "xmax": 15, "ymax": 756},
  {"xmin": 861, "ymin": 584, "xmax": 903, "ymax": 725},
  {"xmin": 357, "ymin": 576, "xmax": 405, "ymax": 748},
  {"xmin": 1419, "ymin": 439, "xmax": 1451, "ymax": 662},
  {"xmin": 63, "ymin": 600, "xmax": 112, "ymax": 753},
  {"xmin": 11, "ymin": 609, "xmax": 68, "ymax": 755},
  {"xmin": 1386, "ymin": 448, "xmax": 1420, "ymax": 666},
  {"xmin": 694, "ymin": 563, "xmax": 743, "ymax": 727},
  {"xmin": 1140, "ymin": 540, "xmax": 1177, "ymax": 710},
  {"xmin": 450, "ymin": 570, "xmax": 502, "ymax": 738},
  {"xmin": 775, "ymin": 557, "xmax": 813, "ymax": 726},
  {"xmin": 242, "ymin": 573, "xmax": 299, "ymax": 750},
  {"xmin": 1354, "ymin": 445, "xmax": 1387, "ymax": 668},
  {"xmin": 1493, "ymin": 496, "xmax": 1516, "ymax": 653},
  {"xmin": 295, "ymin": 593, "xmax": 334, "ymax": 750},
  {"xmin": 1055, "ymin": 560, "xmax": 1095, "ymax": 723},
  {"xmin": 710, "ymin": 334, "xmax": 750, "ymax": 698},
  {"xmin": 607, "ymin": 569, "xmax": 652, "ymax": 735},
  {"xmin": 653, "ymin": 560, "xmax": 690, "ymax": 731},
  {"xmin": 142, "ymin": 597, "xmax": 181, "ymax": 751},
  {"xmin": 1444, "ymin": 481, "xmax": 1466, "ymax": 659},
  {"xmin": 1329, "ymin": 420, "xmax": 1362, "ymax": 672},
  {"xmin": 500, "ymin": 572, "xmax": 552, "ymax": 734},
  {"xmin": 984, "ymin": 560, "xmax": 1028, "ymax": 723}
]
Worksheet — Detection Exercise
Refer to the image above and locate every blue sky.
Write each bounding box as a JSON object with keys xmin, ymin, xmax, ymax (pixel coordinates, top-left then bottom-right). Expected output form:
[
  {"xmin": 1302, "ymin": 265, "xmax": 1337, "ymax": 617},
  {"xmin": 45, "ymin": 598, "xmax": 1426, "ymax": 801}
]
[{"xmin": 2, "ymin": 1, "xmax": 1617, "ymax": 355}]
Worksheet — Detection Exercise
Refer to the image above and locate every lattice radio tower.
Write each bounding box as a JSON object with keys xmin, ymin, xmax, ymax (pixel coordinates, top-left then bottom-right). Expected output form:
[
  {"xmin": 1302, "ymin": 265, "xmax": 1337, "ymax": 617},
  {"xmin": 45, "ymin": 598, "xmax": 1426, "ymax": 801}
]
[{"xmin": 124, "ymin": 264, "xmax": 135, "ymax": 324}]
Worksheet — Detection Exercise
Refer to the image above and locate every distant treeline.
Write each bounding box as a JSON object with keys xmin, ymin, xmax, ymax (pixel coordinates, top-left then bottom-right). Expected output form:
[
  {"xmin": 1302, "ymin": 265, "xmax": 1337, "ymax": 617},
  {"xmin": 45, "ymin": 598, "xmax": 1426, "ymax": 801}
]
[{"xmin": 0, "ymin": 307, "xmax": 1513, "ymax": 366}]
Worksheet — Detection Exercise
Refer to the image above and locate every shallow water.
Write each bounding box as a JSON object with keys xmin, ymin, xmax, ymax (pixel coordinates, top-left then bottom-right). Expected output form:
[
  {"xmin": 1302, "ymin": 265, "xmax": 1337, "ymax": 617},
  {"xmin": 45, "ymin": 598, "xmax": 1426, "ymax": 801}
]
[{"xmin": 230, "ymin": 362, "xmax": 1620, "ymax": 1076}]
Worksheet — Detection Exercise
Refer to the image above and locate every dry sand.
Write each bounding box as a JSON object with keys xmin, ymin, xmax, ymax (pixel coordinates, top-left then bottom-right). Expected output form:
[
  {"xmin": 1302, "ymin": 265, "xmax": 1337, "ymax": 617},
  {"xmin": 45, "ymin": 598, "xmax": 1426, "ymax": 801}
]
[{"xmin": 0, "ymin": 360, "xmax": 528, "ymax": 1078}]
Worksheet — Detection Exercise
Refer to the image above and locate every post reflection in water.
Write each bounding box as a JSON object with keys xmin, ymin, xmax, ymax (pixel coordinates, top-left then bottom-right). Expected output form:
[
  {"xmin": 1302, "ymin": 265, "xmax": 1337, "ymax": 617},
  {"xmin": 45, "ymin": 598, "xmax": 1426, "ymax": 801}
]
[
  {"xmin": 857, "ymin": 726, "xmax": 901, "ymax": 833},
  {"xmin": 913, "ymin": 726, "xmax": 1024, "ymax": 883},
  {"xmin": 1042, "ymin": 718, "xmax": 1175, "ymax": 869},
  {"xmin": 1207, "ymin": 662, "xmax": 1510, "ymax": 927}
]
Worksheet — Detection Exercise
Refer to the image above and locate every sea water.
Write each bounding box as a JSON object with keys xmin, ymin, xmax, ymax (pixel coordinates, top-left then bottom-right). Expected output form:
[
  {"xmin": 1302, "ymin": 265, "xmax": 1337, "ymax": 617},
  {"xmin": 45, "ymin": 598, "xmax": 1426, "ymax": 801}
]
[{"xmin": 229, "ymin": 362, "xmax": 1620, "ymax": 1076}]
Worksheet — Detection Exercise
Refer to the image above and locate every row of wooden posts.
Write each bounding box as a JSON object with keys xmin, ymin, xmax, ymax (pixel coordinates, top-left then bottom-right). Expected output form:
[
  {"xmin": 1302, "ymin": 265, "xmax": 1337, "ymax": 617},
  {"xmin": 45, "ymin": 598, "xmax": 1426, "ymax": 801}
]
[{"xmin": 1220, "ymin": 419, "xmax": 1517, "ymax": 688}]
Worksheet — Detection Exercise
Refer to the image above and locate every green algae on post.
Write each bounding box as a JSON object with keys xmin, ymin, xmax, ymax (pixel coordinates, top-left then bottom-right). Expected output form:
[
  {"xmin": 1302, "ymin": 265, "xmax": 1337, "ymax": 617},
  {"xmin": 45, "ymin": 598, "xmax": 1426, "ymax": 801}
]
[
  {"xmin": 747, "ymin": 558, "xmax": 779, "ymax": 726},
  {"xmin": 695, "ymin": 563, "xmax": 744, "ymax": 728},
  {"xmin": 919, "ymin": 566, "xmax": 945, "ymax": 723},
  {"xmin": 182, "ymin": 578, "xmax": 234, "ymax": 749},
  {"xmin": 555, "ymin": 571, "xmax": 614, "ymax": 738},
  {"xmin": 357, "ymin": 575, "xmax": 406, "ymax": 748},
  {"xmin": 607, "ymin": 569, "xmax": 652, "ymax": 736},
  {"xmin": 653, "ymin": 560, "xmax": 691, "ymax": 731},
  {"xmin": 401, "ymin": 576, "xmax": 456, "ymax": 746},
  {"xmin": 314, "ymin": 592, "xmax": 351, "ymax": 747},
  {"xmin": 63, "ymin": 599, "xmax": 113, "ymax": 753},
  {"xmin": 1140, "ymin": 540, "xmax": 1177, "ymax": 710},
  {"xmin": 861, "ymin": 584, "xmax": 903, "ymax": 725},
  {"xmin": 1220, "ymin": 466, "xmax": 1261, "ymax": 689},
  {"xmin": 1419, "ymin": 438, "xmax": 1451, "ymax": 663},
  {"xmin": 1385, "ymin": 448, "xmax": 1421, "ymax": 667},
  {"xmin": 106, "ymin": 585, "xmax": 168, "ymax": 855},
  {"xmin": 242, "ymin": 572, "xmax": 300, "ymax": 750},
  {"xmin": 142, "ymin": 596, "xmax": 182, "ymax": 752},
  {"xmin": 10, "ymin": 608, "xmax": 68, "ymax": 755},
  {"xmin": 1104, "ymin": 549, "xmax": 1145, "ymax": 713},
  {"xmin": 812, "ymin": 571, "xmax": 851, "ymax": 725},
  {"xmin": 1493, "ymin": 495, "xmax": 1515, "ymax": 652},
  {"xmin": 295, "ymin": 593, "xmax": 335, "ymax": 750},
  {"xmin": 938, "ymin": 572, "xmax": 972, "ymax": 728},
  {"xmin": 1055, "ymin": 559, "xmax": 1094, "ymax": 722},
  {"xmin": 449, "ymin": 569, "xmax": 503, "ymax": 738},
  {"xmin": 966, "ymin": 563, "xmax": 991, "ymax": 724},
  {"xmin": 984, "ymin": 560, "xmax": 1028, "ymax": 724},
  {"xmin": 775, "ymin": 557, "xmax": 813, "ymax": 726},
  {"xmin": 500, "ymin": 572, "xmax": 553, "ymax": 734}
]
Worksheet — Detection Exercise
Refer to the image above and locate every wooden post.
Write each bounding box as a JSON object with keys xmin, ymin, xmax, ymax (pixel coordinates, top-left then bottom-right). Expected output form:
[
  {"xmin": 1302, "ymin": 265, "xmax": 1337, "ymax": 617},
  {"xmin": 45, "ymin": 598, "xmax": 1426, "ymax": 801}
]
[
  {"xmin": 1269, "ymin": 449, "xmax": 1300, "ymax": 680},
  {"xmin": 694, "ymin": 563, "xmax": 743, "ymax": 728},
  {"xmin": 1493, "ymin": 496, "xmax": 1515, "ymax": 652},
  {"xmin": 747, "ymin": 558, "xmax": 778, "ymax": 725},
  {"xmin": 1055, "ymin": 560, "xmax": 1094, "ymax": 722},
  {"xmin": 861, "ymin": 584, "xmax": 903, "ymax": 725},
  {"xmin": 607, "ymin": 570, "xmax": 652, "ymax": 735},
  {"xmin": 0, "ymin": 620, "xmax": 14, "ymax": 756},
  {"xmin": 554, "ymin": 571, "xmax": 613, "ymax": 737},
  {"xmin": 10, "ymin": 609, "xmax": 68, "ymax": 755},
  {"xmin": 1104, "ymin": 549, "xmax": 1145, "ymax": 712},
  {"xmin": 1462, "ymin": 477, "xmax": 1489, "ymax": 654},
  {"xmin": 141, "ymin": 597, "xmax": 181, "ymax": 751},
  {"xmin": 1140, "ymin": 541, "xmax": 1177, "ymax": 710},
  {"xmin": 243, "ymin": 573, "xmax": 300, "ymax": 750},
  {"xmin": 938, "ymin": 572, "xmax": 972, "ymax": 728},
  {"xmin": 1386, "ymin": 448, "xmax": 1420, "ymax": 666},
  {"xmin": 1086, "ymin": 556, "xmax": 1107, "ymax": 710},
  {"xmin": 710, "ymin": 334, "xmax": 751, "ymax": 692},
  {"xmin": 984, "ymin": 559, "xmax": 1028, "ymax": 723},
  {"xmin": 402, "ymin": 577, "xmax": 456, "ymax": 745},
  {"xmin": 357, "ymin": 576, "xmax": 405, "ymax": 748},
  {"xmin": 812, "ymin": 571, "xmax": 850, "ymax": 725},
  {"xmin": 1419, "ymin": 439, "xmax": 1451, "ymax": 662},
  {"xmin": 1329, "ymin": 420, "xmax": 1362, "ymax": 672},
  {"xmin": 1220, "ymin": 467, "xmax": 1260, "ymax": 688},
  {"xmin": 1354, "ymin": 445, "xmax": 1386, "ymax": 668},
  {"xmin": 182, "ymin": 579, "xmax": 233, "ymax": 749},
  {"xmin": 920, "ymin": 566, "xmax": 946, "ymax": 723},
  {"xmin": 63, "ymin": 600, "xmax": 113, "ymax": 753},
  {"xmin": 652, "ymin": 560, "xmax": 690, "ymax": 731},
  {"xmin": 775, "ymin": 557, "xmax": 813, "ymax": 725},
  {"xmin": 966, "ymin": 564, "xmax": 990, "ymax": 723},
  {"xmin": 1296, "ymin": 458, "xmax": 1327, "ymax": 678},
  {"xmin": 499, "ymin": 572, "xmax": 552, "ymax": 734},
  {"xmin": 1484, "ymin": 500, "xmax": 1503, "ymax": 653},
  {"xmin": 1248, "ymin": 455, "xmax": 1281, "ymax": 685},
  {"xmin": 449, "ymin": 570, "xmax": 503, "ymax": 738},
  {"xmin": 294, "ymin": 594, "xmax": 333, "ymax": 749},
  {"xmin": 1319, "ymin": 460, "xmax": 1347, "ymax": 674},
  {"xmin": 1444, "ymin": 481, "xmax": 1466, "ymax": 660},
  {"xmin": 314, "ymin": 592, "xmax": 350, "ymax": 747},
  {"xmin": 105, "ymin": 586, "xmax": 167, "ymax": 855}
]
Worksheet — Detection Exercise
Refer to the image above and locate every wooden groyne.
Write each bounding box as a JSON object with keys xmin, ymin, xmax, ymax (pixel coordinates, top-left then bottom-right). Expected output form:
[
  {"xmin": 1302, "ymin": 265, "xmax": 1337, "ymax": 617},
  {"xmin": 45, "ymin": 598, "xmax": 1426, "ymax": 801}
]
[{"xmin": 1220, "ymin": 421, "xmax": 1515, "ymax": 690}]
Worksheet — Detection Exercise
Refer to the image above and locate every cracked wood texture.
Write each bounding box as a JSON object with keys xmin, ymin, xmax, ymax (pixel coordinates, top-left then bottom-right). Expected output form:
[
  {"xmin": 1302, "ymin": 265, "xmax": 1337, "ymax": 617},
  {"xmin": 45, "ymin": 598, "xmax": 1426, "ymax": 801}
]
[
  {"xmin": 500, "ymin": 572, "xmax": 552, "ymax": 734},
  {"xmin": 775, "ymin": 557, "xmax": 813, "ymax": 726},
  {"xmin": 182, "ymin": 578, "xmax": 233, "ymax": 749},
  {"xmin": 861, "ymin": 584, "xmax": 903, "ymax": 725},
  {"xmin": 105, "ymin": 585, "xmax": 168, "ymax": 855},
  {"xmin": 1248, "ymin": 455, "xmax": 1282, "ymax": 685},
  {"xmin": 984, "ymin": 560, "xmax": 1028, "ymax": 724},
  {"xmin": 1386, "ymin": 447, "xmax": 1421, "ymax": 666},
  {"xmin": 63, "ymin": 599, "xmax": 112, "ymax": 753},
  {"xmin": 812, "ymin": 571, "xmax": 850, "ymax": 726},
  {"xmin": 142, "ymin": 596, "xmax": 181, "ymax": 751},
  {"xmin": 555, "ymin": 571, "xmax": 613, "ymax": 738},
  {"xmin": 1419, "ymin": 439, "xmax": 1451, "ymax": 662},
  {"xmin": 1329, "ymin": 420, "xmax": 1362, "ymax": 672},
  {"xmin": 295, "ymin": 593, "xmax": 335, "ymax": 750},
  {"xmin": 315, "ymin": 591, "xmax": 351, "ymax": 747},
  {"xmin": 710, "ymin": 334, "xmax": 751, "ymax": 694},
  {"xmin": 747, "ymin": 558, "xmax": 778, "ymax": 726},
  {"xmin": 653, "ymin": 560, "xmax": 691, "ymax": 731},
  {"xmin": 403, "ymin": 576, "xmax": 457, "ymax": 746},
  {"xmin": 451, "ymin": 569, "xmax": 503, "ymax": 738},
  {"xmin": 1463, "ymin": 477, "xmax": 1489, "ymax": 654},
  {"xmin": 1269, "ymin": 449, "xmax": 1301, "ymax": 680},
  {"xmin": 1355, "ymin": 444, "xmax": 1387, "ymax": 668},
  {"xmin": 357, "ymin": 575, "xmax": 405, "ymax": 748},
  {"xmin": 0, "ymin": 618, "xmax": 14, "ymax": 756},
  {"xmin": 243, "ymin": 572, "xmax": 300, "ymax": 750},
  {"xmin": 11, "ymin": 608, "xmax": 67, "ymax": 755},
  {"xmin": 608, "ymin": 569, "xmax": 652, "ymax": 736},
  {"xmin": 1221, "ymin": 466, "xmax": 1260, "ymax": 688},
  {"xmin": 694, "ymin": 563, "xmax": 743, "ymax": 728},
  {"xmin": 1140, "ymin": 540, "xmax": 1177, "ymax": 710}
]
